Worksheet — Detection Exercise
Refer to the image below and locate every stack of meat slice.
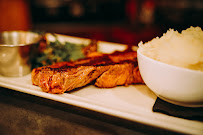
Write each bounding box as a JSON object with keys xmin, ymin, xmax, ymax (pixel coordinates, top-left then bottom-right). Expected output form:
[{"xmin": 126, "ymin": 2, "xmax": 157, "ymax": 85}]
[{"xmin": 32, "ymin": 49, "xmax": 144, "ymax": 94}]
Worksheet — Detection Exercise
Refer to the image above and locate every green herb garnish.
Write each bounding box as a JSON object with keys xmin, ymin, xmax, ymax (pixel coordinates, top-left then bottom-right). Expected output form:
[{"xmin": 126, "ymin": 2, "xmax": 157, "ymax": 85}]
[{"xmin": 33, "ymin": 35, "xmax": 85, "ymax": 68}]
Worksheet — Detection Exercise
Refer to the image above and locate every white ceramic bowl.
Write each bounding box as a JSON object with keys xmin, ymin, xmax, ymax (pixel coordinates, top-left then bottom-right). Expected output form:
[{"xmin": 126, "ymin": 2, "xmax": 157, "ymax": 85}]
[{"xmin": 137, "ymin": 49, "xmax": 203, "ymax": 107}]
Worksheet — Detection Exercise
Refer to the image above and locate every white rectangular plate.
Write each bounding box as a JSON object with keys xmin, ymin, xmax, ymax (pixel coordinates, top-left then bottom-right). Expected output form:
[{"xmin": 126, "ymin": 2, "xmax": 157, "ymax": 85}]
[{"xmin": 0, "ymin": 34, "xmax": 202, "ymax": 134}]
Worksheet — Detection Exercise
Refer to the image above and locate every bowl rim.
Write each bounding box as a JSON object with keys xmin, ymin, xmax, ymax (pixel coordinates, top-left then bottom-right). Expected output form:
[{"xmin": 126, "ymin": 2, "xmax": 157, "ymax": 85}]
[
  {"xmin": 137, "ymin": 48, "xmax": 203, "ymax": 74},
  {"xmin": 0, "ymin": 30, "xmax": 43, "ymax": 47}
]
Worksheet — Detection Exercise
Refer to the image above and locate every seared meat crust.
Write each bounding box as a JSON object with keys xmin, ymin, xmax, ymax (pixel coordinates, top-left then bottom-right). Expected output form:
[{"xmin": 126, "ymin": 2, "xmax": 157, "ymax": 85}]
[{"xmin": 32, "ymin": 50, "xmax": 144, "ymax": 94}]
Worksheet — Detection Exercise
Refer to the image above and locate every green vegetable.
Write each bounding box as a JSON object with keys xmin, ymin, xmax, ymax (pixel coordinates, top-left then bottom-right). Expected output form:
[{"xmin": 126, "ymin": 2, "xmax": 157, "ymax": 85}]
[{"xmin": 33, "ymin": 35, "xmax": 85, "ymax": 68}]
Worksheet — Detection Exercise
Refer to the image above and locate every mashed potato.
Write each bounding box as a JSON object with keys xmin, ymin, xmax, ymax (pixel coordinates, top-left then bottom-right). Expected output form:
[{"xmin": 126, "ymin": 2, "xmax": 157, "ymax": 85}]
[{"xmin": 138, "ymin": 26, "xmax": 203, "ymax": 71}]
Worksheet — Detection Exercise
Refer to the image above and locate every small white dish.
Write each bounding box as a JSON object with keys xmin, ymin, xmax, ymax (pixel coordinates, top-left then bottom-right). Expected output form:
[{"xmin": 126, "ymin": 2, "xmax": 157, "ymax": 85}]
[{"xmin": 137, "ymin": 49, "xmax": 203, "ymax": 107}]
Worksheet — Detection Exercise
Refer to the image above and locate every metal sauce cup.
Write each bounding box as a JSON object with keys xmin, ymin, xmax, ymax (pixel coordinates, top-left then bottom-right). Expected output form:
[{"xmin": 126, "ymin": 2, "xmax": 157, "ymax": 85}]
[{"xmin": 0, "ymin": 31, "xmax": 42, "ymax": 77}]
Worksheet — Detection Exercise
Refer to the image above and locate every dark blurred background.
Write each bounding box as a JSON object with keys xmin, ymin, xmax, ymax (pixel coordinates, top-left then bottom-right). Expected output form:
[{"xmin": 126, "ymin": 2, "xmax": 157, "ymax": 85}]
[{"xmin": 0, "ymin": 0, "xmax": 203, "ymax": 45}]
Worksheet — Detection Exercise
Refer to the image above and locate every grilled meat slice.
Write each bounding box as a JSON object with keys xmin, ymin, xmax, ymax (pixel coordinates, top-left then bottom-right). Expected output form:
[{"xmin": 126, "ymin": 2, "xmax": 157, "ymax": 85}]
[
  {"xmin": 82, "ymin": 39, "xmax": 98, "ymax": 57},
  {"xmin": 32, "ymin": 49, "xmax": 144, "ymax": 94},
  {"xmin": 32, "ymin": 65, "xmax": 109, "ymax": 94},
  {"xmin": 95, "ymin": 62, "xmax": 141, "ymax": 88}
]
